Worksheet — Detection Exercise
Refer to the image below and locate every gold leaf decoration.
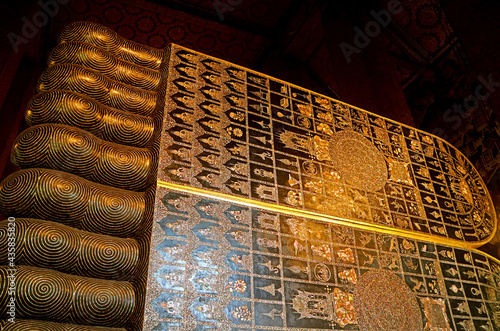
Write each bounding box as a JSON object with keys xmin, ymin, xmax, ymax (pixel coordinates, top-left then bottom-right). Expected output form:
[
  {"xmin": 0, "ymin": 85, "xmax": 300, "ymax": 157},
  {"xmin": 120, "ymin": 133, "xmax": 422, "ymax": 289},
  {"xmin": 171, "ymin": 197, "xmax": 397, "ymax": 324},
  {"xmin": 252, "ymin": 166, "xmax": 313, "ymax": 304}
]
[
  {"xmin": 58, "ymin": 21, "xmax": 163, "ymax": 70},
  {"xmin": 26, "ymin": 90, "xmax": 155, "ymax": 147},
  {"xmin": 0, "ymin": 319, "xmax": 126, "ymax": 330},
  {"xmin": 0, "ymin": 168, "xmax": 147, "ymax": 238},
  {"xmin": 48, "ymin": 42, "xmax": 161, "ymax": 91},
  {"xmin": 12, "ymin": 124, "xmax": 153, "ymax": 191},
  {"xmin": 0, "ymin": 218, "xmax": 139, "ymax": 280},
  {"xmin": 37, "ymin": 64, "xmax": 157, "ymax": 117},
  {"xmin": 0, "ymin": 266, "xmax": 135, "ymax": 326}
]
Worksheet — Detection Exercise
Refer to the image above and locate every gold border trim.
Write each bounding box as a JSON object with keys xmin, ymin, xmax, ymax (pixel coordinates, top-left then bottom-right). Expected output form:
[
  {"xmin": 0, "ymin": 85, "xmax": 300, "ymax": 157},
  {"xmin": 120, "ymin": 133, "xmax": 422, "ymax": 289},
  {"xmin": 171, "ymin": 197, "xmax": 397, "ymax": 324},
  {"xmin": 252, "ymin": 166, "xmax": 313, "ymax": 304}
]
[
  {"xmin": 163, "ymin": 44, "xmax": 498, "ymax": 249},
  {"xmin": 157, "ymin": 180, "xmax": 495, "ymax": 251}
]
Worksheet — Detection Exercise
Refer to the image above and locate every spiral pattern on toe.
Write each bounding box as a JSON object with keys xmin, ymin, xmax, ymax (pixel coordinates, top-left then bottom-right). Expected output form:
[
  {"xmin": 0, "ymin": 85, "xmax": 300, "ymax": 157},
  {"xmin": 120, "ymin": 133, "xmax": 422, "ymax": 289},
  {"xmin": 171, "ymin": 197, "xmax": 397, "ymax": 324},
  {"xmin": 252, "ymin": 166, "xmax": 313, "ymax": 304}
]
[
  {"xmin": 35, "ymin": 169, "xmax": 90, "ymax": 225},
  {"xmin": 0, "ymin": 266, "xmax": 134, "ymax": 326},
  {"xmin": 83, "ymin": 184, "xmax": 145, "ymax": 236},
  {"xmin": 12, "ymin": 124, "xmax": 97, "ymax": 176},
  {"xmin": 37, "ymin": 64, "xmax": 157, "ymax": 117},
  {"xmin": 0, "ymin": 319, "xmax": 126, "ymax": 331},
  {"xmin": 0, "ymin": 21, "xmax": 166, "ymax": 330},
  {"xmin": 107, "ymin": 82, "xmax": 156, "ymax": 115},
  {"xmin": 18, "ymin": 218, "xmax": 79, "ymax": 270},
  {"xmin": 0, "ymin": 168, "xmax": 38, "ymax": 218},
  {"xmin": 58, "ymin": 21, "xmax": 163, "ymax": 70},
  {"xmin": 26, "ymin": 90, "xmax": 103, "ymax": 129},
  {"xmin": 11, "ymin": 124, "xmax": 51, "ymax": 166},
  {"xmin": 12, "ymin": 124, "xmax": 153, "ymax": 191},
  {"xmin": 79, "ymin": 232, "xmax": 139, "ymax": 279},
  {"xmin": 26, "ymin": 91, "xmax": 155, "ymax": 147},
  {"xmin": 0, "ymin": 219, "xmax": 139, "ymax": 279},
  {"xmin": 0, "ymin": 169, "xmax": 146, "ymax": 237},
  {"xmin": 13, "ymin": 266, "xmax": 73, "ymax": 321},
  {"xmin": 72, "ymin": 277, "xmax": 135, "ymax": 326},
  {"xmin": 48, "ymin": 42, "xmax": 161, "ymax": 91}
]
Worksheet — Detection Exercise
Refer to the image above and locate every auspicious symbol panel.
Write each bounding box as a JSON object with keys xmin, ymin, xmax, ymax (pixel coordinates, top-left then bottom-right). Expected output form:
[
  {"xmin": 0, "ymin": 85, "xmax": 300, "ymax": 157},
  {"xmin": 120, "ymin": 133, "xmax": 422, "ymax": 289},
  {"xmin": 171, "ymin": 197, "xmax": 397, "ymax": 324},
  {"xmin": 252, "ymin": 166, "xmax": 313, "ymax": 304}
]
[
  {"xmin": 144, "ymin": 187, "xmax": 500, "ymax": 330},
  {"xmin": 159, "ymin": 45, "xmax": 496, "ymax": 245}
]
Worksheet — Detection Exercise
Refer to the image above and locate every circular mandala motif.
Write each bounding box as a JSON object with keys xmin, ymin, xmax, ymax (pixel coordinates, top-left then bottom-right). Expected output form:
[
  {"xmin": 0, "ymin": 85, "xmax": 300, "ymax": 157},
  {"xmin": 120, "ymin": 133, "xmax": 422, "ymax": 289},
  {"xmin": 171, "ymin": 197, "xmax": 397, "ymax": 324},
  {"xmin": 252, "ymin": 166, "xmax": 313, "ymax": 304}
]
[
  {"xmin": 354, "ymin": 269, "xmax": 423, "ymax": 331},
  {"xmin": 297, "ymin": 116, "xmax": 311, "ymax": 129},
  {"xmin": 329, "ymin": 130, "xmax": 387, "ymax": 192},
  {"xmin": 302, "ymin": 160, "xmax": 317, "ymax": 175},
  {"xmin": 314, "ymin": 263, "xmax": 331, "ymax": 282}
]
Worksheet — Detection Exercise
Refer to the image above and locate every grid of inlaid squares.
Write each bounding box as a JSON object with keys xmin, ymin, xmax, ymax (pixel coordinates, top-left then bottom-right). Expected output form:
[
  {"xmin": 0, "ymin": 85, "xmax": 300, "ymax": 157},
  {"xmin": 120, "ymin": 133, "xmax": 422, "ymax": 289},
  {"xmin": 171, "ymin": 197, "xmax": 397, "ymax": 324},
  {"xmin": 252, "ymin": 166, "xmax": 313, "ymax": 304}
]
[
  {"xmin": 144, "ymin": 187, "xmax": 500, "ymax": 330},
  {"xmin": 159, "ymin": 44, "xmax": 495, "ymax": 244}
]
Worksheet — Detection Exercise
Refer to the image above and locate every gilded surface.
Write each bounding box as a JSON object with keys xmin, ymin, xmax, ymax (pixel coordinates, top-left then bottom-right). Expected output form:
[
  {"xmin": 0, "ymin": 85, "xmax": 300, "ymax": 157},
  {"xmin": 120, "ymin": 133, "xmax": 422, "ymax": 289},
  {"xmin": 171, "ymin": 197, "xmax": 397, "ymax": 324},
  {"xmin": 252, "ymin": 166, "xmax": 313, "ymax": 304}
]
[
  {"xmin": 0, "ymin": 266, "xmax": 135, "ymax": 326},
  {"xmin": 353, "ymin": 269, "xmax": 422, "ymax": 330},
  {"xmin": 158, "ymin": 45, "xmax": 496, "ymax": 246},
  {"xmin": 26, "ymin": 90, "xmax": 155, "ymax": 147},
  {"xmin": 37, "ymin": 64, "xmax": 157, "ymax": 117},
  {"xmin": 0, "ymin": 319, "xmax": 126, "ymax": 330},
  {"xmin": 144, "ymin": 186, "xmax": 500, "ymax": 330},
  {"xmin": 1, "ymin": 21, "xmax": 499, "ymax": 331},
  {"xmin": 48, "ymin": 41, "xmax": 162, "ymax": 91},
  {"xmin": 0, "ymin": 218, "xmax": 139, "ymax": 280},
  {"xmin": 59, "ymin": 22, "xmax": 165, "ymax": 70},
  {"xmin": 0, "ymin": 168, "xmax": 148, "ymax": 238},
  {"xmin": 0, "ymin": 21, "xmax": 167, "ymax": 330},
  {"xmin": 58, "ymin": 21, "xmax": 164, "ymax": 70},
  {"xmin": 12, "ymin": 124, "xmax": 153, "ymax": 191}
]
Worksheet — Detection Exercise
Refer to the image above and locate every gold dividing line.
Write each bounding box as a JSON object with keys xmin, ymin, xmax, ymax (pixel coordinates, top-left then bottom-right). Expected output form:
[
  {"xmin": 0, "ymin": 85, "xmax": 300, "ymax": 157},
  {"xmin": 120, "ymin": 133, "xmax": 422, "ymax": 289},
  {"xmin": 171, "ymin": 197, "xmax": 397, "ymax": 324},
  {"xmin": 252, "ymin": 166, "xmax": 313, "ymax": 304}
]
[
  {"xmin": 159, "ymin": 44, "xmax": 499, "ymax": 263},
  {"xmin": 156, "ymin": 180, "xmax": 494, "ymax": 252}
]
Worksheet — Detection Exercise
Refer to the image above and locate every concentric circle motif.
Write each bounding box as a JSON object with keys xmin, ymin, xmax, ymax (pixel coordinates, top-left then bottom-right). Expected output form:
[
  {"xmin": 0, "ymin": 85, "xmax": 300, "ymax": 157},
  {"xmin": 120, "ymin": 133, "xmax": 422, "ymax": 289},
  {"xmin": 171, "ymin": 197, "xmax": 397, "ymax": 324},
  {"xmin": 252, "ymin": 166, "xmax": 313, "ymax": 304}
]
[
  {"xmin": 302, "ymin": 160, "xmax": 317, "ymax": 175},
  {"xmin": 353, "ymin": 269, "xmax": 423, "ymax": 331},
  {"xmin": 329, "ymin": 130, "xmax": 387, "ymax": 192},
  {"xmin": 313, "ymin": 263, "xmax": 331, "ymax": 282}
]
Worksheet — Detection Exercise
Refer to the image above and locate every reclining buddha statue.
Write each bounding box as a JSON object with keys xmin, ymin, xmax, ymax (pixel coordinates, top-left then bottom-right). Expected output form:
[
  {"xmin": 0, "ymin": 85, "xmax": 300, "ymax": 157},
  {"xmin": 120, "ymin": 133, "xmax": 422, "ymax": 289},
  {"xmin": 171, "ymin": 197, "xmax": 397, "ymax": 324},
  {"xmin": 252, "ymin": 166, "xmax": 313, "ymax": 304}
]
[{"xmin": 0, "ymin": 21, "xmax": 499, "ymax": 331}]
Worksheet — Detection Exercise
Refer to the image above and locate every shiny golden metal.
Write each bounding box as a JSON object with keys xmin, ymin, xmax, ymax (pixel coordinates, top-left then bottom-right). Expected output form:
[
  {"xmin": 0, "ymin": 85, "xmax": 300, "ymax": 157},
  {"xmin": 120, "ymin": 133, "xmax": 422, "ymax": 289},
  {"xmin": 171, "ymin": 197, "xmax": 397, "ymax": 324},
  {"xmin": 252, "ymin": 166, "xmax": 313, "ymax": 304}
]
[
  {"xmin": 0, "ymin": 265, "xmax": 135, "ymax": 326},
  {"xmin": 0, "ymin": 320, "xmax": 126, "ymax": 331},
  {"xmin": 48, "ymin": 41, "xmax": 161, "ymax": 91},
  {"xmin": 2, "ymin": 20, "xmax": 499, "ymax": 331},
  {"xmin": 58, "ymin": 21, "xmax": 164, "ymax": 70},
  {"xmin": 26, "ymin": 90, "xmax": 155, "ymax": 147},
  {"xmin": 12, "ymin": 124, "xmax": 153, "ymax": 191},
  {"xmin": 0, "ymin": 218, "xmax": 139, "ymax": 280},
  {"xmin": 0, "ymin": 168, "xmax": 149, "ymax": 238},
  {"xmin": 37, "ymin": 64, "xmax": 157, "ymax": 117}
]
